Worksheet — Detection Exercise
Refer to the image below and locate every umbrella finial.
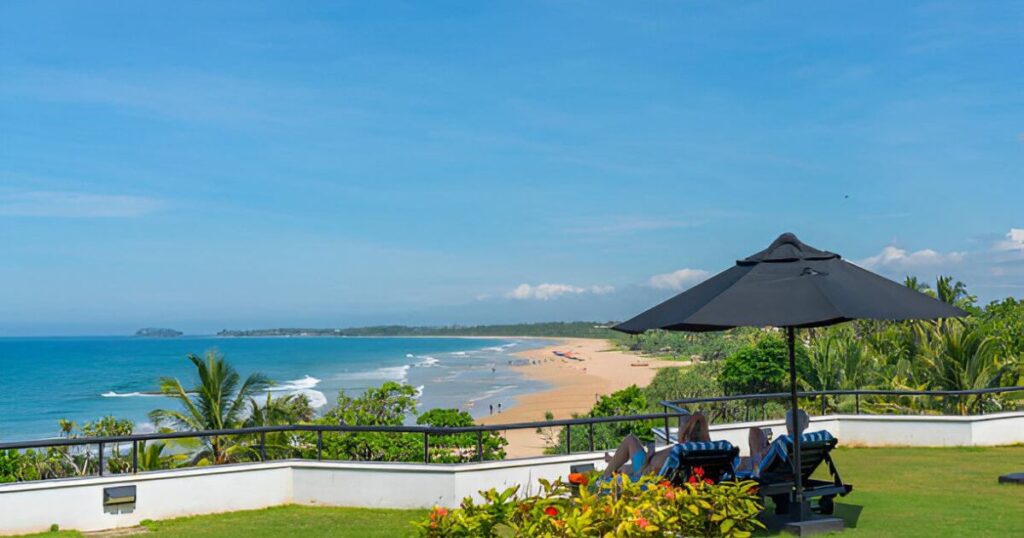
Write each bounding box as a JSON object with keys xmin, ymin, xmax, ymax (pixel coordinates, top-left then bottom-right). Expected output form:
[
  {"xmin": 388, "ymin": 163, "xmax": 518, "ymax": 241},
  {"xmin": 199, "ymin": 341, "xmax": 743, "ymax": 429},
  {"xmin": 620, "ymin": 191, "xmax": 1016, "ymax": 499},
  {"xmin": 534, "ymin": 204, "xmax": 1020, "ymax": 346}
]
[{"xmin": 743, "ymin": 233, "xmax": 839, "ymax": 263}]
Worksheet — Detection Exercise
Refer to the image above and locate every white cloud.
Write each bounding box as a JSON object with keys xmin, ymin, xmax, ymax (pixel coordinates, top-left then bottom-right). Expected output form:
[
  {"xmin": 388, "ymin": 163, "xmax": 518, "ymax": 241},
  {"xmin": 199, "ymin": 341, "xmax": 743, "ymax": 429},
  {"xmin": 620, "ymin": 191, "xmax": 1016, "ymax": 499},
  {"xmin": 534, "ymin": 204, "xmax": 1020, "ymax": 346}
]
[
  {"xmin": 857, "ymin": 246, "xmax": 965, "ymax": 271},
  {"xmin": 994, "ymin": 228, "xmax": 1024, "ymax": 252},
  {"xmin": 0, "ymin": 191, "xmax": 162, "ymax": 218},
  {"xmin": 505, "ymin": 283, "xmax": 613, "ymax": 301},
  {"xmin": 647, "ymin": 268, "xmax": 710, "ymax": 290}
]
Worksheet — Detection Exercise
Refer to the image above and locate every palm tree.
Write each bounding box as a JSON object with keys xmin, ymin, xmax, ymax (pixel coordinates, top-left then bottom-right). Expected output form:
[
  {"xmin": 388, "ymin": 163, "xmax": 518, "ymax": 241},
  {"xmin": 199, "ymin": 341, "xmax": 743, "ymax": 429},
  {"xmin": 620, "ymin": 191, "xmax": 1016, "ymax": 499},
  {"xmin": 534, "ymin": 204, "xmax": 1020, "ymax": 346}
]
[
  {"xmin": 934, "ymin": 275, "xmax": 977, "ymax": 310},
  {"xmin": 149, "ymin": 350, "xmax": 270, "ymax": 464},
  {"xmin": 244, "ymin": 393, "xmax": 315, "ymax": 459},
  {"xmin": 903, "ymin": 276, "xmax": 932, "ymax": 296},
  {"xmin": 913, "ymin": 320, "xmax": 1014, "ymax": 414}
]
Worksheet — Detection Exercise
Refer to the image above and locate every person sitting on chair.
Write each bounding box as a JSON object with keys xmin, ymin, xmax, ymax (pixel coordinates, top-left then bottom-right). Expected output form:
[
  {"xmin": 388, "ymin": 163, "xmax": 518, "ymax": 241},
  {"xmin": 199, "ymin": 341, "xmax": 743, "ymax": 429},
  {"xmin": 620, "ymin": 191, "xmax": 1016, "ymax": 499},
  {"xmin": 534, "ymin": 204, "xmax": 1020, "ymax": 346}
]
[
  {"xmin": 740, "ymin": 409, "xmax": 809, "ymax": 476},
  {"xmin": 600, "ymin": 412, "xmax": 711, "ymax": 480}
]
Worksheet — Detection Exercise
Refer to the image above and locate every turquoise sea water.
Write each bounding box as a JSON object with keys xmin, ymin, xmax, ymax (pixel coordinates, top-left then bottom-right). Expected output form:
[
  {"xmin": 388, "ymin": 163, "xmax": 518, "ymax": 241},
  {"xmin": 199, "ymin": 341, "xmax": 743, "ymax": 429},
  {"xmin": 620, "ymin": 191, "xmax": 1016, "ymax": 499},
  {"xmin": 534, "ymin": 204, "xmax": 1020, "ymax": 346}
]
[{"xmin": 0, "ymin": 336, "xmax": 551, "ymax": 442}]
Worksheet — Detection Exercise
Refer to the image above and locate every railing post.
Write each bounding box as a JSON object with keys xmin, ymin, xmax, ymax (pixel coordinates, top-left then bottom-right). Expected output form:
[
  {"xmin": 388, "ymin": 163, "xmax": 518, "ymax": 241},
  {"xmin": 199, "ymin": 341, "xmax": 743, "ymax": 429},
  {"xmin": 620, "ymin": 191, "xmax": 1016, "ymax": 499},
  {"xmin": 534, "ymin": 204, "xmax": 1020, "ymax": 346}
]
[
  {"xmin": 663, "ymin": 405, "xmax": 670, "ymax": 443},
  {"xmin": 855, "ymin": 394, "xmax": 860, "ymax": 414},
  {"xmin": 477, "ymin": 430, "xmax": 484, "ymax": 462},
  {"xmin": 259, "ymin": 431, "xmax": 267, "ymax": 461},
  {"xmin": 565, "ymin": 425, "xmax": 572, "ymax": 455},
  {"xmin": 98, "ymin": 442, "xmax": 104, "ymax": 476},
  {"xmin": 423, "ymin": 432, "xmax": 429, "ymax": 464},
  {"xmin": 316, "ymin": 430, "xmax": 323, "ymax": 461},
  {"xmin": 588, "ymin": 422, "xmax": 595, "ymax": 452},
  {"xmin": 821, "ymin": 394, "xmax": 827, "ymax": 416},
  {"xmin": 132, "ymin": 440, "xmax": 138, "ymax": 474}
]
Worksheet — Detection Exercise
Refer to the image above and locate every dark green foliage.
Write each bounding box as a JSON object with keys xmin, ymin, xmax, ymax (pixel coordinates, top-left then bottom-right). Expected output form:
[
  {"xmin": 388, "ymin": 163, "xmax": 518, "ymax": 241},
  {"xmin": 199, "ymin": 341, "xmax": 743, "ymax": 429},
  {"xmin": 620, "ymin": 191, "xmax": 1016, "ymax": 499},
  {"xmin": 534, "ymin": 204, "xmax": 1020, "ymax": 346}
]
[
  {"xmin": 613, "ymin": 329, "xmax": 754, "ymax": 361},
  {"xmin": 313, "ymin": 382, "xmax": 423, "ymax": 462},
  {"xmin": 549, "ymin": 385, "xmax": 655, "ymax": 454},
  {"xmin": 416, "ymin": 409, "xmax": 506, "ymax": 462},
  {"xmin": 719, "ymin": 334, "xmax": 809, "ymax": 396}
]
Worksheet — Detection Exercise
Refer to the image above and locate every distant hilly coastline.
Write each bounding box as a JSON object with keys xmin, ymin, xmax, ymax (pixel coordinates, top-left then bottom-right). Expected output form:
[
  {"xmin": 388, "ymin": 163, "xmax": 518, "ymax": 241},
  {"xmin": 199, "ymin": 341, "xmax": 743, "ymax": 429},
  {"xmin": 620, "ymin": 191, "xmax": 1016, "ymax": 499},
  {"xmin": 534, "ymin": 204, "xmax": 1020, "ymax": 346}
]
[
  {"xmin": 135, "ymin": 327, "xmax": 184, "ymax": 338},
  {"xmin": 216, "ymin": 322, "xmax": 617, "ymax": 339}
]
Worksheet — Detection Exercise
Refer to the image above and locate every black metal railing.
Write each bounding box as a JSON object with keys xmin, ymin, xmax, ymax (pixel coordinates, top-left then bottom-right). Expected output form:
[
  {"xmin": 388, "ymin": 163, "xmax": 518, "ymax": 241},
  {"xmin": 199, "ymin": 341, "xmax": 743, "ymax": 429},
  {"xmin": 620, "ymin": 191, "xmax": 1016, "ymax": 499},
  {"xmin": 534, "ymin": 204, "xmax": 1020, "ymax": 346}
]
[
  {"xmin": 0, "ymin": 411, "xmax": 687, "ymax": 480},
  {"xmin": 659, "ymin": 386, "xmax": 1024, "ymax": 433},
  {"xmin": 4, "ymin": 387, "xmax": 1021, "ymax": 484}
]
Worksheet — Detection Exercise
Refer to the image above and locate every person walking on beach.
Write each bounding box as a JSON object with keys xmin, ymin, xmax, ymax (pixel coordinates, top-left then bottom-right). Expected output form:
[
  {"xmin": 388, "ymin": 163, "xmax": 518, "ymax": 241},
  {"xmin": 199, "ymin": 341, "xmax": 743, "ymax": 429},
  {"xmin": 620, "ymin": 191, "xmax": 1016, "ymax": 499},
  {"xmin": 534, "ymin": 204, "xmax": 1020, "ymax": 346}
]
[
  {"xmin": 498, "ymin": 403, "xmax": 502, "ymax": 413},
  {"xmin": 489, "ymin": 404, "xmax": 493, "ymax": 415}
]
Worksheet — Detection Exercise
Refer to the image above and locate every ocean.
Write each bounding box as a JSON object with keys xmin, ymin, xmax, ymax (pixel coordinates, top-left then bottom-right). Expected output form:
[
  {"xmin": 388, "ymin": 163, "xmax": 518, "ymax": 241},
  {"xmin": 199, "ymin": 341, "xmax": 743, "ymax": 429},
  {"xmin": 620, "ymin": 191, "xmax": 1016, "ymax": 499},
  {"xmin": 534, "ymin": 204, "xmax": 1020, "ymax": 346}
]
[{"xmin": 0, "ymin": 336, "xmax": 552, "ymax": 442}]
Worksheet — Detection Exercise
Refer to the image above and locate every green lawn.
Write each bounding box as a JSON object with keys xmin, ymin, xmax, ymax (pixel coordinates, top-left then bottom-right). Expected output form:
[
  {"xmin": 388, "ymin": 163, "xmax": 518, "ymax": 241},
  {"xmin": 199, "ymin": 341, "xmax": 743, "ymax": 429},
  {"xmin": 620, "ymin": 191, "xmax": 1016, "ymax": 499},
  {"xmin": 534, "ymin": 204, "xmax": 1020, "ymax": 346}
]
[
  {"xmin": 796, "ymin": 445, "xmax": 1024, "ymax": 537},
  {"xmin": 18, "ymin": 446, "xmax": 1024, "ymax": 537}
]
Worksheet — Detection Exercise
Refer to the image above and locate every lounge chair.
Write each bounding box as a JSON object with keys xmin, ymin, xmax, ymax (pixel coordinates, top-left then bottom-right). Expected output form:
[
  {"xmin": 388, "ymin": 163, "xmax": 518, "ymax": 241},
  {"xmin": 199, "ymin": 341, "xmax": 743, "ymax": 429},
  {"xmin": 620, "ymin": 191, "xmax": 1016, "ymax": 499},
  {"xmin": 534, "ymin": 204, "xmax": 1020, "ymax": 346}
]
[
  {"xmin": 735, "ymin": 430, "xmax": 852, "ymax": 515},
  {"xmin": 657, "ymin": 440, "xmax": 739, "ymax": 486}
]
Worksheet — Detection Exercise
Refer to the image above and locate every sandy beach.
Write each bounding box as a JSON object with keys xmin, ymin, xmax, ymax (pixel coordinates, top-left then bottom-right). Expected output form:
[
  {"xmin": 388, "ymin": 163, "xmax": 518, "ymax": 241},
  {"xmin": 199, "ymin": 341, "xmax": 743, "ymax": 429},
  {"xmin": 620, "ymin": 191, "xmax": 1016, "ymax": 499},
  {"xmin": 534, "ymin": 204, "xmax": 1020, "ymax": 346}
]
[{"xmin": 476, "ymin": 338, "xmax": 686, "ymax": 457}]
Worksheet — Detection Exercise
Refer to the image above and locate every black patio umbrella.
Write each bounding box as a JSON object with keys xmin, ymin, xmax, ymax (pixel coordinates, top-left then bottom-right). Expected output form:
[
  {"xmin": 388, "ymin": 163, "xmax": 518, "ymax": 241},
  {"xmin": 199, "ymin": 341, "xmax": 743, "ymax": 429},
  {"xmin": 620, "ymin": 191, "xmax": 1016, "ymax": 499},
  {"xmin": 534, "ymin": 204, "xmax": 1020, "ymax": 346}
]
[{"xmin": 613, "ymin": 232, "xmax": 966, "ymax": 519}]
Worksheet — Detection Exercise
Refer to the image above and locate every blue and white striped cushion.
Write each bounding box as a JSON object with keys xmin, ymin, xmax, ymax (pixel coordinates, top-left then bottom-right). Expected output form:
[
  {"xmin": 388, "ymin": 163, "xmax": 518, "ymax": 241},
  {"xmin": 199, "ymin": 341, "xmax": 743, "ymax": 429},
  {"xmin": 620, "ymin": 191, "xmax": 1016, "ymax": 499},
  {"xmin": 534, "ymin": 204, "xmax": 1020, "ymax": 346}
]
[{"xmin": 676, "ymin": 440, "xmax": 734, "ymax": 455}]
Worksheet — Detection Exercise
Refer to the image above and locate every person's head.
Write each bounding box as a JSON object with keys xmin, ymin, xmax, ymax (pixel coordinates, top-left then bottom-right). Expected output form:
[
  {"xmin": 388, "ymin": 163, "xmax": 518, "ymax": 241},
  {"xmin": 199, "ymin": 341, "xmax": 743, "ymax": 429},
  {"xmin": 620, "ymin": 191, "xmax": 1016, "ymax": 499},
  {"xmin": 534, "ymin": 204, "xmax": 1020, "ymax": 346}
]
[{"xmin": 786, "ymin": 409, "xmax": 809, "ymax": 437}]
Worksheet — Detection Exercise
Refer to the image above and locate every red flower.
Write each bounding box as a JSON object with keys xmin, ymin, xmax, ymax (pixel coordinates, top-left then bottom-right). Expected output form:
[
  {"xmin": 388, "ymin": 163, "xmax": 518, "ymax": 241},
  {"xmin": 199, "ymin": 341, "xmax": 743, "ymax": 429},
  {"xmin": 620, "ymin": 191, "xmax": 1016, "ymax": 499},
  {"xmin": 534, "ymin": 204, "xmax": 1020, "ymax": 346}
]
[
  {"xmin": 688, "ymin": 474, "xmax": 699, "ymax": 485},
  {"xmin": 430, "ymin": 507, "xmax": 449, "ymax": 519},
  {"xmin": 568, "ymin": 472, "xmax": 589, "ymax": 486},
  {"xmin": 636, "ymin": 517, "xmax": 650, "ymax": 529},
  {"xmin": 692, "ymin": 466, "xmax": 705, "ymax": 479},
  {"xmin": 704, "ymin": 478, "xmax": 714, "ymax": 485},
  {"xmin": 657, "ymin": 480, "xmax": 672, "ymax": 489},
  {"xmin": 545, "ymin": 506, "xmax": 559, "ymax": 517},
  {"xmin": 664, "ymin": 489, "xmax": 676, "ymax": 500}
]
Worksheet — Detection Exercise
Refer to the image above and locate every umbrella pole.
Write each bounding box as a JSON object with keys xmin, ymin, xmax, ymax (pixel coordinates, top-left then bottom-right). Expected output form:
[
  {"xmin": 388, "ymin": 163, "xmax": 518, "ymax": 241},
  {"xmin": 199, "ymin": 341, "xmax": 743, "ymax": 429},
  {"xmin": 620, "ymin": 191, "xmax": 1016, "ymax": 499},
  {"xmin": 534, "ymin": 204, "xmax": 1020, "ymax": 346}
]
[{"xmin": 787, "ymin": 326, "xmax": 806, "ymax": 521}]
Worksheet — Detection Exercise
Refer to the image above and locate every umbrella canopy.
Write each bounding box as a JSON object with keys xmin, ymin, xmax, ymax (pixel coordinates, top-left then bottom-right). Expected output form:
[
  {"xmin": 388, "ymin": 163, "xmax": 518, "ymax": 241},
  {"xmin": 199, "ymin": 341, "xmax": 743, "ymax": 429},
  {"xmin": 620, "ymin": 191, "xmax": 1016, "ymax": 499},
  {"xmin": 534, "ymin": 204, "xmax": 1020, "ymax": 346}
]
[
  {"xmin": 613, "ymin": 232, "xmax": 966, "ymax": 520},
  {"xmin": 614, "ymin": 232, "xmax": 965, "ymax": 334}
]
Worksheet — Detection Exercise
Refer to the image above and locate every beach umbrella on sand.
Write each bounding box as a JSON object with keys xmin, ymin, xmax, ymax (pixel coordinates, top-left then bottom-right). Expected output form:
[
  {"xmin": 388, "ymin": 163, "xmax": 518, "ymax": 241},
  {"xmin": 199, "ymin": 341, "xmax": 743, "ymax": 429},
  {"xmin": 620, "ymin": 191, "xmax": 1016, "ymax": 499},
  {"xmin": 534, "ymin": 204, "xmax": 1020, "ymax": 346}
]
[{"xmin": 613, "ymin": 232, "xmax": 966, "ymax": 521}]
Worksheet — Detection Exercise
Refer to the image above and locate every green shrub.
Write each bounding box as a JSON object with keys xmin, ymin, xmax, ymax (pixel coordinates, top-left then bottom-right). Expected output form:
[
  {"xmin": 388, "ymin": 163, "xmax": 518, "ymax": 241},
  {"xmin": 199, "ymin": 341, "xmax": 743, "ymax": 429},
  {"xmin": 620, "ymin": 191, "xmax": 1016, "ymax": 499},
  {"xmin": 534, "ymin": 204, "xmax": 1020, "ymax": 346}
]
[
  {"xmin": 417, "ymin": 408, "xmax": 507, "ymax": 462},
  {"xmin": 720, "ymin": 334, "xmax": 809, "ymax": 396},
  {"xmin": 414, "ymin": 471, "xmax": 763, "ymax": 537},
  {"xmin": 545, "ymin": 386, "xmax": 655, "ymax": 454}
]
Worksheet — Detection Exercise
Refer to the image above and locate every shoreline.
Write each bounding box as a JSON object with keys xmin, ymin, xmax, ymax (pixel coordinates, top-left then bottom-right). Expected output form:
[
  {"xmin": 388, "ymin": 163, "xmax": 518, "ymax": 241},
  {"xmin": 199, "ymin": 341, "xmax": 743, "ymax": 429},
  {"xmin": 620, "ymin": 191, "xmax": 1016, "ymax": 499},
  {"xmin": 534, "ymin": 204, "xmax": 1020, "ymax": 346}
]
[{"xmin": 476, "ymin": 337, "xmax": 687, "ymax": 457}]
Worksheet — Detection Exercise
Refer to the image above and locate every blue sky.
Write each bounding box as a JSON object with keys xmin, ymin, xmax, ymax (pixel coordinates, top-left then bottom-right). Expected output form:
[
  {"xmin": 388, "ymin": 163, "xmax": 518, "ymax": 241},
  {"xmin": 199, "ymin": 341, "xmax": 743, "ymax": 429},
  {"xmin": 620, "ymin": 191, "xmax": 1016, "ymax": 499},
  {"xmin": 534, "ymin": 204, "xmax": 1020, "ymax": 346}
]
[{"xmin": 1, "ymin": 1, "xmax": 1022, "ymax": 335}]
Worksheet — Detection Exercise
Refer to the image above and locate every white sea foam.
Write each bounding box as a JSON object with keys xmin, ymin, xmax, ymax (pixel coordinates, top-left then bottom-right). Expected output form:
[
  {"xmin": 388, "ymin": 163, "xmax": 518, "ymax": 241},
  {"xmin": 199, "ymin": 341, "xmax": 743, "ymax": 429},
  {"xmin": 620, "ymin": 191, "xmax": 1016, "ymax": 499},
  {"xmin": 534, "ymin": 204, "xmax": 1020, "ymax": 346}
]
[
  {"xmin": 413, "ymin": 355, "xmax": 439, "ymax": 367},
  {"xmin": 451, "ymin": 351, "xmax": 467, "ymax": 356},
  {"xmin": 268, "ymin": 375, "xmax": 321, "ymax": 391},
  {"xmin": 266, "ymin": 375, "xmax": 328, "ymax": 409},
  {"xmin": 101, "ymin": 391, "xmax": 161, "ymax": 398},
  {"xmin": 298, "ymin": 389, "xmax": 328, "ymax": 409},
  {"xmin": 468, "ymin": 384, "xmax": 518, "ymax": 404},
  {"xmin": 334, "ymin": 365, "xmax": 410, "ymax": 382}
]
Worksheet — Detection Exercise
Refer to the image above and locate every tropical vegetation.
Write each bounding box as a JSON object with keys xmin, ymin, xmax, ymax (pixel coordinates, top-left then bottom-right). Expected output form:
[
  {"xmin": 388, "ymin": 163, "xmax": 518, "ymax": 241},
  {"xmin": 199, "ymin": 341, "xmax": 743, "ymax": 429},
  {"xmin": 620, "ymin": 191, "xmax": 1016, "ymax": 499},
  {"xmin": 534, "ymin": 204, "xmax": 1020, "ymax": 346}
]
[
  {"xmin": 2, "ymin": 275, "xmax": 1022, "ymax": 482},
  {"xmin": 415, "ymin": 472, "xmax": 763, "ymax": 538}
]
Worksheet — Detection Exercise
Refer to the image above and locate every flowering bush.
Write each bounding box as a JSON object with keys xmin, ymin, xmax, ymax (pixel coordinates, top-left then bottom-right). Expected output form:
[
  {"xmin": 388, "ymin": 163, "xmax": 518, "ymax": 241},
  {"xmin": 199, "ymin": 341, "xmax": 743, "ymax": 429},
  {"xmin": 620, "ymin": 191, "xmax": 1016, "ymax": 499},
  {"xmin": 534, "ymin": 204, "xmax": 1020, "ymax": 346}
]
[{"xmin": 414, "ymin": 469, "xmax": 763, "ymax": 537}]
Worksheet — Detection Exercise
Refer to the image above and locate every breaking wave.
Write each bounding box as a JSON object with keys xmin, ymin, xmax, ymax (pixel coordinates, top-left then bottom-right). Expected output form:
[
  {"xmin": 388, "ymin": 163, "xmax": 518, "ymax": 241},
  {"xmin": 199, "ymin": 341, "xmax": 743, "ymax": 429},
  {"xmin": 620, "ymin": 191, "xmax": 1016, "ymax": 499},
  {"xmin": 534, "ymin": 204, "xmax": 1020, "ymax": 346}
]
[{"xmin": 267, "ymin": 375, "xmax": 328, "ymax": 408}]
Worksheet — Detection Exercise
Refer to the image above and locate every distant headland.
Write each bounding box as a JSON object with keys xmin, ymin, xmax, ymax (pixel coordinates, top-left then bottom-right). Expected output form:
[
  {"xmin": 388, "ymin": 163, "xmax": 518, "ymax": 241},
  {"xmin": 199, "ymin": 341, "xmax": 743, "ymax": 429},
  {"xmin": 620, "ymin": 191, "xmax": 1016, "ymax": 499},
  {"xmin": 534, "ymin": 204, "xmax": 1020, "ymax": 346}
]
[{"xmin": 135, "ymin": 327, "xmax": 184, "ymax": 338}]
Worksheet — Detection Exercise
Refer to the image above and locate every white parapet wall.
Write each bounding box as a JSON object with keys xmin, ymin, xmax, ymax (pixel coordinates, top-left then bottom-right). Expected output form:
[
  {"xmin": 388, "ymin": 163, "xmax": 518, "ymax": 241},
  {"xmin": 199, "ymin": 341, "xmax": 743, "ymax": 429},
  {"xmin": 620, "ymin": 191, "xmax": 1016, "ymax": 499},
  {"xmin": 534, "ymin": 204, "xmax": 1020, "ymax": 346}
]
[
  {"xmin": 0, "ymin": 453, "xmax": 607, "ymax": 536},
  {"xmin": 2, "ymin": 411, "xmax": 1023, "ymax": 535},
  {"xmin": 705, "ymin": 411, "xmax": 1024, "ymax": 455}
]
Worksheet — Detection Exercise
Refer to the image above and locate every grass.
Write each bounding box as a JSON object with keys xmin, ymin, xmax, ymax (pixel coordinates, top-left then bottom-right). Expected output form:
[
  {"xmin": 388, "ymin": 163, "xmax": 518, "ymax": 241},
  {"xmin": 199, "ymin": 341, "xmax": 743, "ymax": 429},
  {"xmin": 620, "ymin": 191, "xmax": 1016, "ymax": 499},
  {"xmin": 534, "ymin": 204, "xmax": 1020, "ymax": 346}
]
[
  {"xmin": 18, "ymin": 506, "xmax": 428, "ymax": 537},
  {"xmin": 16, "ymin": 446, "xmax": 1024, "ymax": 537},
  {"xmin": 793, "ymin": 445, "xmax": 1024, "ymax": 537}
]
